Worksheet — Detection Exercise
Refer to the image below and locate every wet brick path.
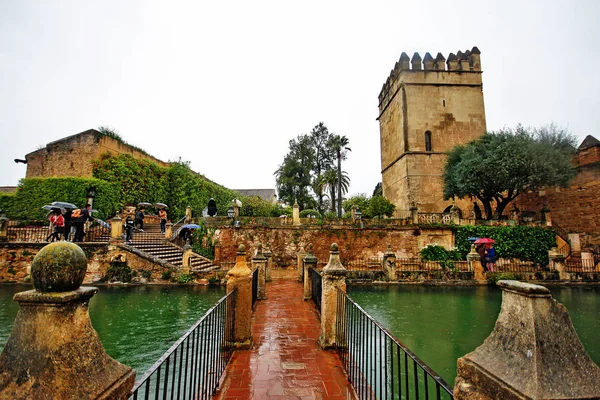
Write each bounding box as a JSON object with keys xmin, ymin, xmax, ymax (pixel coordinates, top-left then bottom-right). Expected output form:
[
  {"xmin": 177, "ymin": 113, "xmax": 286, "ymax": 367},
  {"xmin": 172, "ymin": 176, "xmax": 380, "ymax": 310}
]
[{"xmin": 213, "ymin": 279, "xmax": 355, "ymax": 400}]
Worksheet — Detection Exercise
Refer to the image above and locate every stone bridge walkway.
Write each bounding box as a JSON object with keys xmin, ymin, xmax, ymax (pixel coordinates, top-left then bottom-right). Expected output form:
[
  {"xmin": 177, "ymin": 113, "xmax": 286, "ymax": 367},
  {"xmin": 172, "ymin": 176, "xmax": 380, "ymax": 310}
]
[{"xmin": 213, "ymin": 279, "xmax": 355, "ymax": 400}]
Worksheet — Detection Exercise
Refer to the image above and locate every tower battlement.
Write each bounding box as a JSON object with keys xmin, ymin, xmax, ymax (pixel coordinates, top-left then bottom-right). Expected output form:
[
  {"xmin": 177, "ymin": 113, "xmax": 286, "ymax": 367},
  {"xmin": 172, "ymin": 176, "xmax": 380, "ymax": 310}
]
[{"xmin": 379, "ymin": 46, "xmax": 481, "ymax": 104}]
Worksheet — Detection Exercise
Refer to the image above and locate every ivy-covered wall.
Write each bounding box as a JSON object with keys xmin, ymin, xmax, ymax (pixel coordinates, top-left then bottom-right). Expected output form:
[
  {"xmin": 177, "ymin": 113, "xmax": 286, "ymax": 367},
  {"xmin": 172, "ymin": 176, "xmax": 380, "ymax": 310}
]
[
  {"xmin": 455, "ymin": 225, "xmax": 556, "ymax": 264},
  {"xmin": 0, "ymin": 177, "xmax": 120, "ymax": 220}
]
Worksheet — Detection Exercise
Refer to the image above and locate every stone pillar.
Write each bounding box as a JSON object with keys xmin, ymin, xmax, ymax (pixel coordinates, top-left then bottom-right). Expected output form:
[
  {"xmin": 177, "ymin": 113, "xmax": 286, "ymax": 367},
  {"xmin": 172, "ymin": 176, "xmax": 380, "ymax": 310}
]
[
  {"xmin": 253, "ymin": 244, "xmax": 267, "ymax": 300},
  {"xmin": 320, "ymin": 243, "xmax": 347, "ymax": 349},
  {"xmin": 263, "ymin": 246, "xmax": 272, "ymax": 282},
  {"xmin": 545, "ymin": 211, "xmax": 553, "ymax": 227},
  {"xmin": 467, "ymin": 245, "xmax": 486, "ymax": 283},
  {"xmin": 410, "ymin": 205, "xmax": 419, "ymax": 225},
  {"xmin": 226, "ymin": 244, "xmax": 252, "ymax": 349},
  {"xmin": 568, "ymin": 233, "xmax": 581, "ymax": 252},
  {"xmin": 0, "ymin": 215, "xmax": 8, "ymax": 242},
  {"xmin": 214, "ymin": 242, "xmax": 222, "ymax": 266},
  {"xmin": 454, "ymin": 280, "xmax": 600, "ymax": 399},
  {"xmin": 297, "ymin": 249, "xmax": 307, "ymax": 282},
  {"xmin": 548, "ymin": 247, "xmax": 566, "ymax": 280},
  {"xmin": 185, "ymin": 206, "xmax": 192, "ymax": 223},
  {"xmin": 165, "ymin": 221, "xmax": 173, "ymax": 241},
  {"xmin": 110, "ymin": 213, "xmax": 122, "ymax": 241},
  {"xmin": 383, "ymin": 244, "xmax": 397, "ymax": 281},
  {"xmin": 303, "ymin": 244, "xmax": 317, "ymax": 300},
  {"xmin": 293, "ymin": 200, "xmax": 300, "ymax": 226},
  {"xmin": 0, "ymin": 242, "xmax": 135, "ymax": 399},
  {"xmin": 182, "ymin": 240, "xmax": 192, "ymax": 274}
]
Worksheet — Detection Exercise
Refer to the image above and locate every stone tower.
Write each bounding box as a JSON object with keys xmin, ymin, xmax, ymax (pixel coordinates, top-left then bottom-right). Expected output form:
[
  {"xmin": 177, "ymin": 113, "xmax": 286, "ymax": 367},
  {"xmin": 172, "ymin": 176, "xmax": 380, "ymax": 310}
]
[{"xmin": 377, "ymin": 47, "xmax": 486, "ymax": 213}]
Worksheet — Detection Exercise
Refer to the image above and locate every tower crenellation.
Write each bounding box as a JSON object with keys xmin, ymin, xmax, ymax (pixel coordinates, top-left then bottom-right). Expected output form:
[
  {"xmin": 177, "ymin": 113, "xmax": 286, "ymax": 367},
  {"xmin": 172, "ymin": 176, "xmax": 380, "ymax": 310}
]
[
  {"xmin": 378, "ymin": 46, "xmax": 482, "ymax": 104},
  {"xmin": 377, "ymin": 45, "xmax": 486, "ymax": 213}
]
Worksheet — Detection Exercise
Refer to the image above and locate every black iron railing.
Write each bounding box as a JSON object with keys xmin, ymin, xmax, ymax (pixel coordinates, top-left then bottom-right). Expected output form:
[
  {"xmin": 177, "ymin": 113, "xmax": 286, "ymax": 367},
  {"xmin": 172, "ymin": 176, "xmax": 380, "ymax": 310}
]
[
  {"xmin": 130, "ymin": 291, "xmax": 235, "ymax": 400},
  {"xmin": 6, "ymin": 220, "xmax": 109, "ymax": 243},
  {"xmin": 309, "ymin": 267, "xmax": 322, "ymax": 313},
  {"xmin": 336, "ymin": 289, "xmax": 454, "ymax": 399},
  {"xmin": 252, "ymin": 267, "xmax": 258, "ymax": 307}
]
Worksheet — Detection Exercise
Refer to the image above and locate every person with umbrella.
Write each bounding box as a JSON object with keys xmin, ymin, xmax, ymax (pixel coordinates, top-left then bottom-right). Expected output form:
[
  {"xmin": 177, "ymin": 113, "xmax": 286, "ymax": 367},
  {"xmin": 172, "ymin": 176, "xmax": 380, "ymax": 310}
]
[
  {"xmin": 135, "ymin": 208, "xmax": 146, "ymax": 232},
  {"xmin": 156, "ymin": 204, "xmax": 168, "ymax": 234},
  {"xmin": 75, "ymin": 204, "xmax": 95, "ymax": 242},
  {"xmin": 474, "ymin": 238, "xmax": 496, "ymax": 272}
]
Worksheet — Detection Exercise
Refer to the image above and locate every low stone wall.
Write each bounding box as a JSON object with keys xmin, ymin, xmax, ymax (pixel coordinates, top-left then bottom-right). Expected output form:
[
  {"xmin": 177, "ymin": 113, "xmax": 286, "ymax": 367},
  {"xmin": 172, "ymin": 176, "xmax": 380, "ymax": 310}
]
[
  {"xmin": 215, "ymin": 225, "xmax": 455, "ymax": 267},
  {"xmin": 0, "ymin": 243, "xmax": 186, "ymax": 284}
]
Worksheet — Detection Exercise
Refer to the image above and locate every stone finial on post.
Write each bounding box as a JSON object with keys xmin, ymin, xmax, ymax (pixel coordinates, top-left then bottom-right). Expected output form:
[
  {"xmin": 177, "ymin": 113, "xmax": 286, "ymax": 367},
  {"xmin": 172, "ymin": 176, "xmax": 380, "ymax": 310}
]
[
  {"xmin": 297, "ymin": 248, "xmax": 307, "ymax": 282},
  {"xmin": 0, "ymin": 242, "xmax": 135, "ymax": 399},
  {"xmin": 410, "ymin": 204, "xmax": 419, "ymax": 225},
  {"xmin": 182, "ymin": 240, "xmax": 192, "ymax": 274},
  {"xmin": 165, "ymin": 221, "xmax": 173, "ymax": 241},
  {"xmin": 263, "ymin": 246, "xmax": 272, "ymax": 282},
  {"xmin": 467, "ymin": 244, "xmax": 486, "ymax": 283},
  {"xmin": 253, "ymin": 244, "xmax": 267, "ymax": 300},
  {"xmin": 185, "ymin": 206, "xmax": 192, "ymax": 223},
  {"xmin": 226, "ymin": 244, "xmax": 253, "ymax": 349},
  {"xmin": 383, "ymin": 244, "xmax": 397, "ymax": 281},
  {"xmin": 548, "ymin": 247, "xmax": 566, "ymax": 280},
  {"xmin": 293, "ymin": 199, "xmax": 300, "ymax": 226},
  {"xmin": 110, "ymin": 213, "xmax": 123, "ymax": 242},
  {"xmin": 454, "ymin": 280, "xmax": 600, "ymax": 399},
  {"xmin": 214, "ymin": 242, "xmax": 222, "ymax": 266},
  {"xmin": 320, "ymin": 243, "xmax": 347, "ymax": 349},
  {"xmin": 303, "ymin": 244, "xmax": 317, "ymax": 300}
]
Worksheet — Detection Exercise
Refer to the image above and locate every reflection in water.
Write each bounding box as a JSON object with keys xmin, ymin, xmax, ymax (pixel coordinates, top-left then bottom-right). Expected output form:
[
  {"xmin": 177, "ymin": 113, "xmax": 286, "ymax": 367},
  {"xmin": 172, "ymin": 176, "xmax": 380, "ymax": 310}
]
[
  {"xmin": 0, "ymin": 284, "xmax": 225, "ymax": 374},
  {"xmin": 348, "ymin": 285, "xmax": 600, "ymax": 385}
]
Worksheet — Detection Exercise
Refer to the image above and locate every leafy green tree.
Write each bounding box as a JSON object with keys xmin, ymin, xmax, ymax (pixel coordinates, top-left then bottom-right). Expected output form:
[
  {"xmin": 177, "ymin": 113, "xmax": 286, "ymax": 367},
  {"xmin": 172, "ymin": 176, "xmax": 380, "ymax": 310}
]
[
  {"xmin": 344, "ymin": 194, "xmax": 395, "ymax": 218},
  {"xmin": 274, "ymin": 135, "xmax": 316, "ymax": 210},
  {"xmin": 443, "ymin": 125, "xmax": 576, "ymax": 219},
  {"xmin": 328, "ymin": 135, "xmax": 351, "ymax": 217},
  {"xmin": 309, "ymin": 123, "xmax": 335, "ymax": 212},
  {"xmin": 368, "ymin": 195, "xmax": 396, "ymax": 218}
]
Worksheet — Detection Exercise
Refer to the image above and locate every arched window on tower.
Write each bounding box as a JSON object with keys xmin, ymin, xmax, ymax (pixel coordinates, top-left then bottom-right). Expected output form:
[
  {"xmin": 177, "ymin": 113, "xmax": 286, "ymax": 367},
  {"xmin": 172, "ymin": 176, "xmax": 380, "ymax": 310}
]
[{"xmin": 424, "ymin": 131, "xmax": 432, "ymax": 151}]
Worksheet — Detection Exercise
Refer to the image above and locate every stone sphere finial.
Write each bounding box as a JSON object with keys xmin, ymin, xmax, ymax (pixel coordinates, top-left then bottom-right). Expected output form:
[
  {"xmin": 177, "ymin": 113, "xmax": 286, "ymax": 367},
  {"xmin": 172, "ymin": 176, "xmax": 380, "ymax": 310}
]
[
  {"xmin": 31, "ymin": 242, "xmax": 88, "ymax": 292},
  {"xmin": 237, "ymin": 244, "xmax": 246, "ymax": 255},
  {"xmin": 330, "ymin": 243, "xmax": 339, "ymax": 253},
  {"xmin": 308, "ymin": 243, "xmax": 313, "ymax": 253}
]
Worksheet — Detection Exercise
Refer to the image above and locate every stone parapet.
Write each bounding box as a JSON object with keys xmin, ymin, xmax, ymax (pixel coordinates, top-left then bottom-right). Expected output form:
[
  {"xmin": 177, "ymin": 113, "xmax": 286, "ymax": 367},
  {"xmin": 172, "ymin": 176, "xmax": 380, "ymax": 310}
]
[{"xmin": 454, "ymin": 280, "xmax": 600, "ymax": 399}]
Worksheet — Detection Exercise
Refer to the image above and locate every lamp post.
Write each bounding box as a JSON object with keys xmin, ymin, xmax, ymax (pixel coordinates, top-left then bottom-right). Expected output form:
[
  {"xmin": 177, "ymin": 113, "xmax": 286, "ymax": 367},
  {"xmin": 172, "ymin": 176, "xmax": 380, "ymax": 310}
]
[
  {"xmin": 86, "ymin": 187, "xmax": 97, "ymax": 208},
  {"xmin": 227, "ymin": 206, "xmax": 235, "ymax": 228}
]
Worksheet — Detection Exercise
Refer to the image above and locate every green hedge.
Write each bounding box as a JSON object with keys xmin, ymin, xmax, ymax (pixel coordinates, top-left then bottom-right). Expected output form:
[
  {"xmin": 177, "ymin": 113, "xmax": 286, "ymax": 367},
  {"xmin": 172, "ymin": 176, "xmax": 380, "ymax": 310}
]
[
  {"xmin": 93, "ymin": 153, "xmax": 280, "ymax": 219},
  {"xmin": 455, "ymin": 225, "xmax": 556, "ymax": 265},
  {"xmin": 0, "ymin": 177, "xmax": 120, "ymax": 221}
]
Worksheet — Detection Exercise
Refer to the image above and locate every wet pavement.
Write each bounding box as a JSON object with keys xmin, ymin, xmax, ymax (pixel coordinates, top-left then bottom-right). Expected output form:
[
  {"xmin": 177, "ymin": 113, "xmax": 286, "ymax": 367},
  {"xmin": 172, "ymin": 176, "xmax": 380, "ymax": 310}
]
[{"xmin": 213, "ymin": 279, "xmax": 356, "ymax": 400}]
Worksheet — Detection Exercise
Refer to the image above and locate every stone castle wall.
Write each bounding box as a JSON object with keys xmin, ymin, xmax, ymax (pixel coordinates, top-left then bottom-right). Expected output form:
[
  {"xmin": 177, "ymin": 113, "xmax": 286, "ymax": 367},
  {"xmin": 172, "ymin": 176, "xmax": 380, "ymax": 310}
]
[
  {"xmin": 515, "ymin": 142, "xmax": 600, "ymax": 243},
  {"xmin": 215, "ymin": 226, "xmax": 454, "ymax": 267},
  {"xmin": 378, "ymin": 47, "xmax": 486, "ymax": 213},
  {"xmin": 25, "ymin": 129, "xmax": 169, "ymax": 179}
]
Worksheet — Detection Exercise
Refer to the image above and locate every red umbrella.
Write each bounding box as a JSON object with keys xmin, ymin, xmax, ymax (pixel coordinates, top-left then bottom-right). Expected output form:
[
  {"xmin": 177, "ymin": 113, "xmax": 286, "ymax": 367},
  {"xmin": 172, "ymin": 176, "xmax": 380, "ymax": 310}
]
[{"xmin": 474, "ymin": 238, "xmax": 495, "ymax": 244}]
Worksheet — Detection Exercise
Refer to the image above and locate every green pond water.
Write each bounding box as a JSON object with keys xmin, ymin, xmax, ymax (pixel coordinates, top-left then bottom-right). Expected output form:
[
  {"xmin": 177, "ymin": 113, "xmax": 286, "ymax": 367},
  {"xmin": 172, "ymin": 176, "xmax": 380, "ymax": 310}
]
[
  {"xmin": 0, "ymin": 284, "xmax": 225, "ymax": 374},
  {"xmin": 1, "ymin": 284, "xmax": 598, "ymax": 387},
  {"xmin": 347, "ymin": 285, "xmax": 600, "ymax": 385}
]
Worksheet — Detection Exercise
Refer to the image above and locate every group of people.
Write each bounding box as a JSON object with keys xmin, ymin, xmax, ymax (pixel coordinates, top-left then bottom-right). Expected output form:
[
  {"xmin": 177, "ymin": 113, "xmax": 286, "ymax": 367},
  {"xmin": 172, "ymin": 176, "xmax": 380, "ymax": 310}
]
[
  {"xmin": 45, "ymin": 204, "xmax": 95, "ymax": 242},
  {"xmin": 477, "ymin": 243, "xmax": 496, "ymax": 272},
  {"xmin": 123, "ymin": 206, "xmax": 168, "ymax": 243}
]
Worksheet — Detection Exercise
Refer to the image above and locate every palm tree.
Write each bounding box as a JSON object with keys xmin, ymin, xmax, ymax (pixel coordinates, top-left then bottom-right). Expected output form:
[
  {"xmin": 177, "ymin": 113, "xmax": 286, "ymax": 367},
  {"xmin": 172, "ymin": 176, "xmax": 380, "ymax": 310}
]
[
  {"xmin": 328, "ymin": 135, "xmax": 351, "ymax": 217},
  {"xmin": 320, "ymin": 169, "xmax": 350, "ymax": 214}
]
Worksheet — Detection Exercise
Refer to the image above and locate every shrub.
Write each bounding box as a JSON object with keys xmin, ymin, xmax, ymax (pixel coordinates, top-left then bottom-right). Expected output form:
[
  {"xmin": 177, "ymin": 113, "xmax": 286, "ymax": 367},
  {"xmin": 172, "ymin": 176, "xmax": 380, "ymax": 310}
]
[
  {"xmin": 299, "ymin": 209, "xmax": 322, "ymax": 218},
  {"xmin": 419, "ymin": 244, "xmax": 462, "ymax": 269},
  {"xmin": 455, "ymin": 225, "xmax": 555, "ymax": 265},
  {"xmin": 161, "ymin": 270, "xmax": 172, "ymax": 280},
  {"xmin": 487, "ymin": 272, "xmax": 518, "ymax": 285},
  {"xmin": 106, "ymin": 261, "xmax": 132, "ymax": 283},
  {"xmin": 178, "ymin": 274, "xmax": 195, "ymax": 284},
  {"xmin": 140, "ymin": 269, "xmax": 152, "ymax": 279}
]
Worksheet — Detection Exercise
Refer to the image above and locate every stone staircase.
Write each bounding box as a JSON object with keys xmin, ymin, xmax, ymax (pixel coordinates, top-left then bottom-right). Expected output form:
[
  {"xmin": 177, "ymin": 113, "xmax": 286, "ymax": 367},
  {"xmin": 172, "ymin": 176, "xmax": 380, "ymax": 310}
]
[{"xmin": 126, "ymin": 223, "xmax": 216, "ymax": 272}]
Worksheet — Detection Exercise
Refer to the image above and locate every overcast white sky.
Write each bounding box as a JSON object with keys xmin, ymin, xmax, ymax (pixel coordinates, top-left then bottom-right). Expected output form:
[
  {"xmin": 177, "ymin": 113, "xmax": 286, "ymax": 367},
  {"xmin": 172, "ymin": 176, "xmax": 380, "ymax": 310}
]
[{"xmin": 1, "ymin": 1, "xmax": 599, "ymax": 197}]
